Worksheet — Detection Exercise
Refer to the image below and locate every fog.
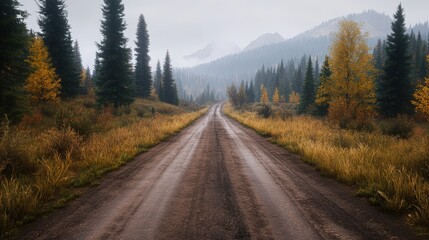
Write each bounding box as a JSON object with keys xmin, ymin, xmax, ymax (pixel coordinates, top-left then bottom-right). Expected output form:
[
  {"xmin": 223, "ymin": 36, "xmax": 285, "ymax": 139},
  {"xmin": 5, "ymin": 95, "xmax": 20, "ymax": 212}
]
[{"xmin": 20, "ymin": 0, "xmax": 429, "ymax": 69}]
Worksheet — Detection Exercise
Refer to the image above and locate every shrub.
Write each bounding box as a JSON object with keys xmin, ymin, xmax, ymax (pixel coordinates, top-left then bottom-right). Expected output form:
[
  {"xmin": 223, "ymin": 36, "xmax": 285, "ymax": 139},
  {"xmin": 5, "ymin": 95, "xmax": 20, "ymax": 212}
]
[
  {"xmin": 380, "ymin": 115, "xmax": 415, "ymax": 139},
  {"xmin": 82, "ymin": 98, "xmax": 96, "ymax": 109},
  {"xmin": 113, "ymin": 105, "xmax": 132, "ymax": 116},
  {"xmin": 0, "ymin": 178, "xmax": 39, "ymax": 235},
  {"xmin": 137, "ymin": 107, "xmax": 145, "ymax": 118},
  {"xmin": 328, "ymin": 100, "xmax": 375, "ymax": 131},
  {"xmin": 34, "ymin": 158, "xmax": 71, "ymax": 199},
  {"xmin": 0, "ymin": 122, "xmax": 35, "ymax": 177},
  {"xmin": 39, "ymin": 103, "xmax": 57, "ymax": 117},
  {"xmin": 41, "ymin": 127, "xmax": 82, "ymax": 160},
  {"xmin": 53, "ymin": 103, "xmax": 96, "ymax": 137},
  {"xmin": 258, "ymin": 105, "xmax": 272, "ymax": 118},
  {"xmin": 20, "ymin": 110, "xmax": 43, "ymax": 127}
]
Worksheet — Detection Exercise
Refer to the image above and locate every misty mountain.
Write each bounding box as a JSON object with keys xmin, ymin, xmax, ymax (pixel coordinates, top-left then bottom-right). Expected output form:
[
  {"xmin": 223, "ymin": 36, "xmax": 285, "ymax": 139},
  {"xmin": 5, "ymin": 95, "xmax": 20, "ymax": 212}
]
[
  {"xmin": 243, "ymin": 32, "xmax": 285, "ymax": 52},
  {"xmin": 181, "ymin": 42, "xmax": 241, "ymax": 67},
  {"xmin": 175, "ymin": 10, "xmax": 429, "ymax": 99},
  {"xmin": 295, "ymin": 10, "xmax": 391, "ymax": 40}
]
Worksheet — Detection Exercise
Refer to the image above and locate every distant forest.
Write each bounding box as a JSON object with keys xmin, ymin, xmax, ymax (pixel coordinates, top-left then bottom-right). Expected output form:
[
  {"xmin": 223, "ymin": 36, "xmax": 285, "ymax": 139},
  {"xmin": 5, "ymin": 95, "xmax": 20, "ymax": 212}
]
[{"xmin": 175, "ymin": 21, "xmax": 429, "ymax": 101}]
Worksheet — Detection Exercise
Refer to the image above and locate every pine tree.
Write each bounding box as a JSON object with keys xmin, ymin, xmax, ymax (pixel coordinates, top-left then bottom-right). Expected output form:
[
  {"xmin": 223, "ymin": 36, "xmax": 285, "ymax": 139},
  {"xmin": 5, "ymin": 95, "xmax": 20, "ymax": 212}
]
[
  {"xmin": 315, "ymin": 56, "xmax": 332, "ymax": 116},
  {"xmin": 378, "ymin": 4, "xmax": 413, "ymax": 117},
  {"xmin": 72, "ymin": 40, "xmax": 85, "ymax": 92},
  {"xmin": 416, "ymin": 32, "xmax": 428, "ymax": 82},
  {"xmin": 134, "ymin": 14, "xmax": 152, "ymax": 98},
  {"xmin": 238, "ymin": 81, "xmax": 247, "ymax": 108},
  {"xmin": 154, "ymin": 60, "xmax": 163, "ymax": 101},
  {"xmin": 96, "ymin": 0, "xmax": 134, "ymax": 107},
  {"xmin": 0, "ymin": 0, "xmax": 29, "ymax": 121},
  {"xmin": 247, "ymin": 81, "xmax": 255, "ymax": 103},
  {"xmin": 25, "ymin": 37, "xmax": 61, "ymax": 103},
  {"xmin": 92, "ymin": 52, "xmax": 101, "ymax": 87},
  {"xmin": 277, "ymin": 60, "xmax": 288, "ymax": 99},
  {"xmin": 314, "ymin": 58, "xmax": 320, "ymax": 85},
  {"xmin": 162, "ymin": 51, "xmax": 178, "ymax": 105},
  {"xmin": 38, "ymin": 0, "xmax": 80, "ymax": 98},
  {"xmin": 73, "ymin": 40, "xmax": 83, "ymax": 75},
  {"xmin": 84, "ymin": 67, "xmax": 92, "ymax": 95},
  {"xmin": 298, "ymin": 57, "xmax": 315, "ymax": 114}
]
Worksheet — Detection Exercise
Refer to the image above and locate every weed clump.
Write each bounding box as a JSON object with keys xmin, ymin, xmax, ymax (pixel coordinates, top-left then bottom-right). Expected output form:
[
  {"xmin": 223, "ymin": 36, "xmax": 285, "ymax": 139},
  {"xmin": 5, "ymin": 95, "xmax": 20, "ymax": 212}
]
[
  {"xmin": 0, "ymin": 121, "xmax": 35, "ymax": 177},
  {"xmin": 258, "ymin": 105, "xmax": 272, "ymax": 118},
  {"xmin": 380, "ymin": 115, "xmax": 415, "ymax": 139},
  {"xmin": 41, "ymin": 127, "xmax": 83, "ymax": 160}
]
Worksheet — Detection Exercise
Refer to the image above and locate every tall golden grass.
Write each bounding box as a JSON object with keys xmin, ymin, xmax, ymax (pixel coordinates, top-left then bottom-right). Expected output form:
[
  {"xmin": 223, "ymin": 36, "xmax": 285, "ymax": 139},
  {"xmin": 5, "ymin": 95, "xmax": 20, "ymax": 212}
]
[
  {"xmin": 224, "ymin": 104, "xmax": 429, "ymax": 227},
  {"xmin": 0, "ymin": 98, "xmax": 206, "ymax": 236}
]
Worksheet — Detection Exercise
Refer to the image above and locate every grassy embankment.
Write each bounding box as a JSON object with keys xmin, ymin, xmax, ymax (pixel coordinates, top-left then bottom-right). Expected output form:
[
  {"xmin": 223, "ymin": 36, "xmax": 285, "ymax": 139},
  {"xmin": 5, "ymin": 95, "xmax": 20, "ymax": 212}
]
[
  {"xmin": 0, "ymin": 97, "xmax": 206, "ymax": 236},
  {"xmin": 224, "ymin": 104, "xmax": 429, "ymax": 229}
]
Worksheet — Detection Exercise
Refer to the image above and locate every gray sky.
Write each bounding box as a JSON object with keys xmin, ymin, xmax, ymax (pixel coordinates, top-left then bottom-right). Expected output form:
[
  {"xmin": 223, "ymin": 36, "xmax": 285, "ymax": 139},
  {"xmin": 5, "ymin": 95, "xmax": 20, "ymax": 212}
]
[{"xmin": 20, "ymin": 0, "xmax": 429, "ymax": 69}]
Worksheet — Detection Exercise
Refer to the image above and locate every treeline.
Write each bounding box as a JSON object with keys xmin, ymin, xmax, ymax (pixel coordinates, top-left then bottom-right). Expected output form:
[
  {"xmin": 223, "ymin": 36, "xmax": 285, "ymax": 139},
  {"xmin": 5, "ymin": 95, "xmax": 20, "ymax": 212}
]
[
  {"xmin": 1, "ymin": 0, "xmax": 179, "ymax": 123},
  {"xmin": 229, "ymin": 4, "xmax": 429, "ymax": 125}
]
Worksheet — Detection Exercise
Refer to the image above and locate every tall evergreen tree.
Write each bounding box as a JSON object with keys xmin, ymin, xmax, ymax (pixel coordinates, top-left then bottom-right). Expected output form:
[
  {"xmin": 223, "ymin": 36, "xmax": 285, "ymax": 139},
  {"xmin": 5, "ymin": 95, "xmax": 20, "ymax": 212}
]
[
  {"xmin": 315, "ymin": 56, "xmax": 332, "ymax": 116},
  {"xmin": 162, "ymin": 51, "xmax": 178, "ymax": 105},
  {"xmin": 298, "ymin": 57, "xmax": 315, "ymax": 114},
  {"xmin": 416, "ymin": 32, "xmax": 428, "ymax": 82},
  {"xmin": 72, "ymin": 40, "xmax": 85, "ymax": 92},
  {"xmin": 314, "ymin": 58, "xmax": 320, "ymax": 85},
  {"xmin": 246, "ymin": 81, "xmax": 255, "ymax": 103},
  {"xmin": 92, "ymin": 52, "xmax": 101, "ymax": 87},
  {"xmin": 378, "ymin": 4, "xmax": 413, "ymax": 117},
  {"xmin": 154, "ymin": 60, "xmax": 163, "ymax": 100},
  {"xmin": 84, "ymin": 67, "xmax": 92, "ymax": 95},
  {"xmin": 134, "ymin": 14, "xmax": 152, "ymax": 98},
  {"xmin": 96, "ymin": 0, "xmax": 134, "ymax": 107},
  {"xmin": 0, "ymin": 0, "xmax": 29, "ymax": 121},
  {"xmin": 73, "ymin": 40, "xmax": 83, "ymax": 74},
  {"xmin": 38, "ymin": 0, "xmax": 80, "ymax": 98}
]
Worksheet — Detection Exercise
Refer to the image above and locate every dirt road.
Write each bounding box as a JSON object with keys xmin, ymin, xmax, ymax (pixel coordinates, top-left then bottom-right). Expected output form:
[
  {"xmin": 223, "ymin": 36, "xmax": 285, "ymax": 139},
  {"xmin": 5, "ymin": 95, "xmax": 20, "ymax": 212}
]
[{"xmin": 17, "ymin": 104, "xmax": 420, "ymax": 239}]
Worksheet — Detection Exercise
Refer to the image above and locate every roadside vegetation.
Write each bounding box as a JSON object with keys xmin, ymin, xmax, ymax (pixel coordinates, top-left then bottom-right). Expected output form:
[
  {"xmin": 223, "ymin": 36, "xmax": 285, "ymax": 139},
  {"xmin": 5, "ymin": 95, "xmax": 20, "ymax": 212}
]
[
  {"xmin": 225, "ymin": 104, "xmax": 429, "ymax": 227},
  {"xmin": 1, "ymin": 0, "xmax": 202, "ymax": 236},
  {"xmin": 0, "ymin": 97, "xmax": 206, "ymax": 236},
  {"xmin": 226, "ymin": 4, "xmax": 429, "ymax": 230}
]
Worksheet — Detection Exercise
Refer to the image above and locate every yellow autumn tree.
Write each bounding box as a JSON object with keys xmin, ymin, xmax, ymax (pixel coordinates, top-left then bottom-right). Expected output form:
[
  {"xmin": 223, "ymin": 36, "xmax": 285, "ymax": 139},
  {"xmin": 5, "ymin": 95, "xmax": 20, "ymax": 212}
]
[
  {"xmin": 327, "ymin": 20, "xmax": 376, "ymax": 127},
  {"xmin": 273, "ymin": 88, "xmax": 280, "ymax": 104},
  {"xmin": 412, "ymin": 55, "xmax": 429, "ymax": 121},
  {"xmin": 289, "ymin": 91, "xmax": 300, "ymax": 104},
  {"xmin": 260, "ymin": 85, "xmax": 269, "ymax": 104},
  {"xmin": 25, "ymin": 37, "xmax": 61, "ymax": 103}
]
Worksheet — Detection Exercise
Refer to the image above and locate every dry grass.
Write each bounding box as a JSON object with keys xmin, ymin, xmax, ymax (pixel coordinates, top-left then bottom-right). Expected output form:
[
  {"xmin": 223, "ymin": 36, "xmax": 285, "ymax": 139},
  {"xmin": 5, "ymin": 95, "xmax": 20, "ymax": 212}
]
[
  {"xmin": 224, "ymin": 104, "xmax": 429, "ymax": 228},
  {"xmin": 0, "ymin": 97, "xmax": 206, "ymax": 237}
]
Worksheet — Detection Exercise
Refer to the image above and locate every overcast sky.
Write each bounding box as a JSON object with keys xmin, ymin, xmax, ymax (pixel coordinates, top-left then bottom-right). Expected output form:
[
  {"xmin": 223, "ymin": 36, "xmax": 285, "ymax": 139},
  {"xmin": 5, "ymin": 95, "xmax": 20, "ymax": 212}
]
[{"xmin": 20, "ymin": 0, "xmax": 429, "ymax": 69}]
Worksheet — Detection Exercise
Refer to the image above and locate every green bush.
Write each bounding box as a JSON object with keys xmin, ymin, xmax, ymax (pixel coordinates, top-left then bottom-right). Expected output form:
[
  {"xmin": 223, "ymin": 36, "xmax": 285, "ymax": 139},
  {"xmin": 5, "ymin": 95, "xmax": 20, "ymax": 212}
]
[{"xmin": 380, "ymin": 115, "xmax": 415, "ymax": 139}]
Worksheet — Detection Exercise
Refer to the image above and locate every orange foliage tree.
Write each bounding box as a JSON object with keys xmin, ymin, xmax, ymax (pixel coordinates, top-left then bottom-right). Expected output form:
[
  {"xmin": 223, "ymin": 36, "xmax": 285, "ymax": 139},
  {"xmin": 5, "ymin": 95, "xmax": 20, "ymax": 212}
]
[
  {"xmin": 260, "ymin": 85, "xmax": 269, "ymax": 104},
  {"xmin": 25, "ymin": 36, "xmax": 61, "ymax": 103},
  {"xmin": 327, "ymin": 20, "xmax": 376, "ymax": 128},
  {"xmin": 412, "ymin": 55, "xmax": 429, "ymax": 121},
  {"xmin": 273, "ymin": 88, "xmax": 280, "ymax": 104}
]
